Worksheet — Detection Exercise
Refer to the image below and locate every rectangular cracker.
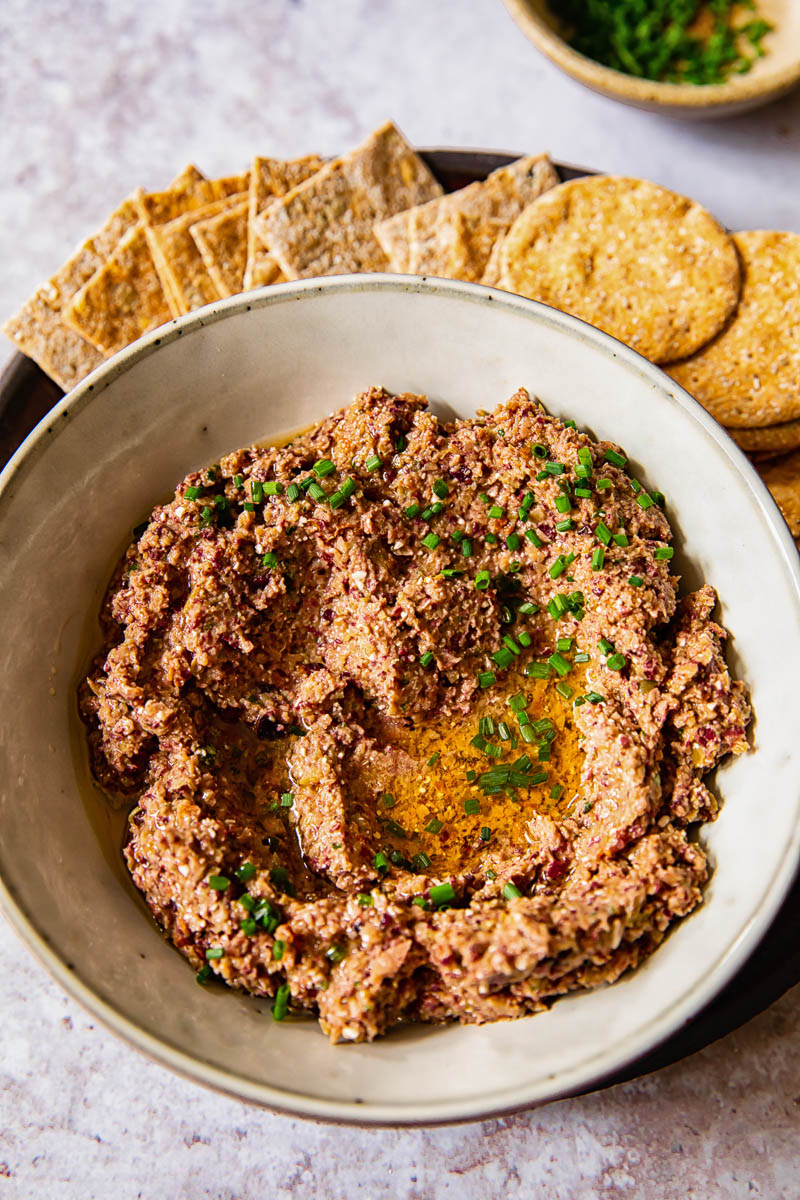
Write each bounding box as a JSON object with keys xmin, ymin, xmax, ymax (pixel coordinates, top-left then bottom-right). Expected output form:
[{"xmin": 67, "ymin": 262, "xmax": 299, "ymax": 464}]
[
  {"xmin": 63, "ymin": 223, "xmax": 174, "ymax": 356},
  {"xmin": 2, "ymin": 194, "xmax": 141, "ymax": 390},
  {"xmin": 244, "ymin": 154, "xmax": 325, "ymax": 290},
  {"xmin": 189, "ymin": 198, "xmax": 249, "ymax": 298},
  {"xmin": 147, "ymin": 193, "xmax": 248, "ymax": 314},
  {"xmin": 134, "ymin": 170, "xmax": 249, "ymax": 228},
  {"xmin": 257, "ymin": 121, "xmax": 443, "ymax": 280},
  {"xmin": 373, "ymin": 154, "xmax": 559, "ymax": 284}
]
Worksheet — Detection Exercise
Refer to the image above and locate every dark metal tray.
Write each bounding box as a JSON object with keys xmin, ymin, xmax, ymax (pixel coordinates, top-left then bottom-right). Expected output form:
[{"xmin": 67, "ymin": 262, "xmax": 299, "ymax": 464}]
[{"xmin": 1, "ymin": 147, "xmax": 797, "ymax": 1095}]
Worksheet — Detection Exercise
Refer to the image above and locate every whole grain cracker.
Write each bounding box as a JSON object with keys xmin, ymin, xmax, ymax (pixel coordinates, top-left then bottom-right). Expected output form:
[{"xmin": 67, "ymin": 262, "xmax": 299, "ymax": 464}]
[
  {"xmin": 134, "ymin": 170, "xmax": 248, "ymax": 227},
  {"xmin": 258, "ymin": 121, "xmax": 442, "ymax": 280},
  {"xmin": 191, "ymin": 198, "xmax": 250, "ymax": 297},
  {"xmin": 64, "ymin": 223, "xmax": 174, "ymax": 355},
  {"xmin": 148, "ymin": 193, "xmax": 248, "ymax": 314},
  {"xmin": 374, "ymin": 154, "xmax": 559, "ymax": 283},
  {"xmin": 499, "ymin": 176, "xmax": 740, "ymax": 364},
  {"xmin": 2, "ymin": 194, "xmax": 141, "ymax": 390},
  {"xmin": 668, "ymin": 232, "xmax": 800, "ymax": 428},
  {"xmin": 756, "ymin": 449, "xmax": 800, "ymax": 537},
  {"xmin": 244, "ymin": 155, "xmax": 324, "ymax": 290},
  {"xmin": 728, "ymin": 417, "xmax": 800, "ymax": 454}
]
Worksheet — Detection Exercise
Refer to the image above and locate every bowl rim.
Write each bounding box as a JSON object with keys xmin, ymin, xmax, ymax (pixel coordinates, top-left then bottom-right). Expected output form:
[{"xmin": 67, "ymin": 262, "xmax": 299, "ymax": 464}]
[
  {"xmin": 1, "ymin": 273, "xmax": 799, "ymax": 1125},
  {"xmin": 502, "ymin": 0, "xmax": 800, "ymax": 108}
]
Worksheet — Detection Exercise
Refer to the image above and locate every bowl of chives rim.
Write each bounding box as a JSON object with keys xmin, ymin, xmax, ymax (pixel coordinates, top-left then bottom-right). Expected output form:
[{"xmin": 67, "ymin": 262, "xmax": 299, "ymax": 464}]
[
  {"xmin": 0, "ymin": 275, "xmax": 799, "ymax": 1124},
  {"xmin": 502, "ymin": 0, "xmax": 800, "ymax": 118}
]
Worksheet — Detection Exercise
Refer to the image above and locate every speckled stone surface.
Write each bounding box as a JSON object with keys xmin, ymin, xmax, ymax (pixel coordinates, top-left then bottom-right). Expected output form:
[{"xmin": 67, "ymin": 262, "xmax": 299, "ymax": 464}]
[{"xmin": 1, "ymin": 1, "xmax": 800, "ymax": 1194}]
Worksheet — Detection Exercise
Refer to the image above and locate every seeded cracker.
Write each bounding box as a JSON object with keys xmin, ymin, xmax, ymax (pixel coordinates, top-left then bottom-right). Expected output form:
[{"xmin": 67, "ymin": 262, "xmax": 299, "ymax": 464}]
[
  {"xmin": 756, "ymin": 449, "xmax": 800, "ymax": 537},
  {"xmin": 244, "ymin": 155, "xmax": 324, "ymax": 290},
  {"xmin": 2, "ymin": 195, "xmax": 141, "ymax": 390},
  {"xmin": 259, "ymin": 121, "xmax": 442, "ymax": 279},
  {"xmin": 500, "ymin": 176, "xmax": 740, "ymax": 365},
  {"xmin": 729, "ymin": 418, "xmax": 800, "ymax": 455},
  {"xmin": 669, "ymin": 232, "xmax": 800, "ymax": 429},
  {"xmin": 148, "ymin": 193, "xmax": 248, "ymax": 313},
  {"xmin": 64, "ymin": 224, "xmax": 174, "ymax": 356},
  {"xmin": 191, "ymin": 199, "xmax": 250, "ymax": 297},
  {"xmin": 374, "ymin": 154, "xmax": 558, "ymax": 283}
]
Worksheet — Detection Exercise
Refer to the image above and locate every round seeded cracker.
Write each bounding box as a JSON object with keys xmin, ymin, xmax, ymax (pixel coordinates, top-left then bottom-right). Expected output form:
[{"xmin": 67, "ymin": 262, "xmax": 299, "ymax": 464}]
[
  {"xmin": 755, "ymin": 449, "xmax": 800, "ymax": 538},
  {"xmin": 669, "ymin": 232, "xmax": 800, "ymax": 429},
  {"xmin": 499, "ymin": 176, "xmax": 740, "ymax": 365},
  {"xmin": 729, "ymin": 417, "xmax": 800, "ymax": 455}
]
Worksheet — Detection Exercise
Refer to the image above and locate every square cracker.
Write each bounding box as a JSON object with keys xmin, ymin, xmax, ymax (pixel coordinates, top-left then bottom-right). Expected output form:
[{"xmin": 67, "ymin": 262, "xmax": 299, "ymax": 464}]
[
  {"xmin": 244, "ymin": 154, "xmax": 325, "ymax": 290},
  {"xmin": 2, "ymin": 194, "xmax": 141, "ymax": 390},
  {"xmin": 373, "ymin": 154, "xmax": 559, "ymax": 284},
  {"xmin": 191, "ymin": 198, "xmax": 250, "ymax": 297},
  {"xmin": 134, "ymin": 170, "xmax": 248, "ymax": 227},
  {"xmin": 146, "ymin": 192, "xmax": 248, "ymax": 314},
  {"xmin": 257, "ymin": 121, "xmax": 443, "ymax": 279},
  {"xmin": 63, "ymin": 223, "xmax": 174, "ymax": 356}
]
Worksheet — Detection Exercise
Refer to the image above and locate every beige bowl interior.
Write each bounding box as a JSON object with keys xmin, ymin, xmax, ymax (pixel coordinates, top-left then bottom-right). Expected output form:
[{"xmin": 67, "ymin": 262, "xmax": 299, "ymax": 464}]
[{"xmin": 0, "ymin": 277, "xmax": 799, "ymax": 1124}]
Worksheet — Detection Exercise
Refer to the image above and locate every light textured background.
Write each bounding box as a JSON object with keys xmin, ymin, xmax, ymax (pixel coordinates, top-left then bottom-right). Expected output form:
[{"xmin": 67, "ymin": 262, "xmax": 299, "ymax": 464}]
[{"xmin": 1, "ymin": 1, "xmax": 799, "ymax": 1196}]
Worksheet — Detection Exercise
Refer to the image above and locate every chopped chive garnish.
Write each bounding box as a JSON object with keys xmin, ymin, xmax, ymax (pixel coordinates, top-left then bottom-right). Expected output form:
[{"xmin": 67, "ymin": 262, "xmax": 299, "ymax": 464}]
[
  {"xmin": 607, "ymin": 653, "xmax": 627, "ymax": 670},
  {"xmin": 498, "ymin": 721, "xmax": 511, "ymax": 740},
  {"xmin": 466, "ymin": 769, "xmax": 477, "ymax": 782},
  {"xmin": 206, "ymin": 947, "xmax": 224, "ymax": 960},
  {"xmin": 506, "ymin": 532, "xmax": 521, "ymax": 551},
  {"xmin": 262, "ymin": 551, "xmax": 278, "ymax": 569},
  {"xmin": 365, "ymin": 455, "xmax": 382, "ymax": 472},
  {"xmin": 264, "ymin": 481, "xmax": 284, "ymax": 496},
  {"xmin": 243, "ymin": 502, "xmax": 255, "ymax": 513},
  {"xmin": 592, "ymin": 546, "xmax": 605, "ymax": 571},
  {"xmin": 413, "ymin": 852, "xmax": 432, "ymax": 871},
  {"xmin": 586, "ymin": 691, "xmax": 604, "ymax": 703},
  {"xmin": 420, "ymin": 650, "xmax": 434, "ymax": 667},
  {"xmin": 651, "ymin": 491, "xmax": 665, "ymax": 507},
  {"xmin": 208, "ymin": 875, "xmax": 229, "ymax": 891},
  {"xmin": 421, "ymin": 532, "xmax": 440, "ymax": 550},
  {"xmin": 433, "ymin": 478, "xmax": 449, "ymax": 499},
  {"xmin": 655, "ymin": 546, "xmax": 674, "ymax": 560},
  {"xmin": 484, "ymin": 533, "xmax": 498, "ymax": 545},
  {"xmin": 280, "ymin": 791, "xmax": 294, "ymax": 807},
  {"xmin": 488, "ymin": 505, "xmax": 504, "ymax": 519},
  {"xmin": 549, "ymin": 555, "xmax": 567, "ymax": 579},
  {"xmin": 574, "ymin": 652, "xmax": 590, "ymax": 663},
  {"xmin": 239, "ymin": 894, "xmax": 256, "ymax": 912},
  {"xmin": 374, "ymin": 852, "xmax": 389, "ymax": 873},
  {"xmin": 550, "ymin": 784, "xmax": 564, "ymax": 800},
  {"xmin": 404, "ymin": 503, "xmax": 421, "ymax": 519},
  {"xmin": 235, "ymin": 862, "xmax": 256, "ymax": 883},
  {"xmin": 502, "ymin": 635, "xmax": 521, "ymax": 655},
  {"xmin": 556, "ymin": 636, "xmax": 573, "ymax": 652},
  {"xmin": 556, "ymin": 681, "xmax": 574, "ymax": 699},
  {"xmin": 554, "ymin": 494, "xmax": 572, "ymax": 514},
  {"xmin": 273, "ymin": 939, "xmax": 285, "ymax": 960},
  {"xmin": 479, "ymin": 715, "xmax": 495, "ymax": 736},
  {"xmin": 503, "ymin": 882, "xmax": 522, "ymax": 900},
  {"xmin": 427, "ymin": 752, "xmax": 440, "ymax": 767},
  {"xmin": 272, "ymin": 983, "xmax": 290, "ymax": 1021},
  {"xmin": 479, "ymin": 492, "xmax": 491, "ymax": 504},
  {"xmin": 184, "ymin": 485, "xmax": 203, "ymax": 500},
  {"xmin": 308, "ymin": 481, "xmax": 327, "ymax": 503},
  {"xmin": 563, "ymin": 419, "xmax": 576, "ymax": 430},
  {"xmin": 357, "ymin": 893, "xmax": 373, "ymax": 906},
  {"xmin": 613, "ymin": 532, "xmax": 630, "ymax": 547},
  {"xmin": 329, "ymin": 491, "xmax": 346, "ymax": 509},
  {"xmin": 441, "ymin": 568, "xmax": 463, "ymax": 580},
  {"xmin": 548, "ymin": 652, "xmax": 571, "ymax": 677},
  {"xmin": 596, "ymin": 478, "xmax": 613, "ymax": 491},
  {"xmin": 637, "ymin": 494, "xmax": 654, "ymax": 510},
  {"xmin": 478, "ymin": 670, "xmax": 496, "ymax": 688},
  {"xmin": 451, "ymin": 529, "xmax": 465, "ymax": 543},
  {"xmin": 532, "ymin": 443, "xmax": 548, "ymax": 458},
  {"xmin": 574, "ymin": 487, "xmax": 592, "ymax": 499},
  {"xmin": 605, "ymin": 449, "xmax": 627, "ymax": 468},
  {"xmin": 340, "ymin": 477, "xmax": 356, "ymax": 499},
  {"xmin": 525, "ymin": 529, "xmax": 544, "ymax": 548},
  {"xmin": 425, "ymin": 818, "xmax": 444, "ymax": 834},
  {"xmin": 629, "ymin": 575, "xmax": 644, "ymax": 587},
  {"xmin": 381, "ymin": 793, "xmax": 395, "ymax": 809},
  {"xmin": 630, "ymin": 478, "xmax": 642, "ymax": 494},
  {"xmin": 509, "ymin": 693, "xmax": 526, "ymax": 712},
  {"xmin": 492, "ymin": 647, "xmax": 515, "ymax": 669},
  {"xmin": 526, "ymin": 661, "xmax": 551, "ymax": 679},
  {"xmin": 475, "ymin": 570, "xmax": 491, "ymax": 590},
  {"xmin": 462, "ymin": 539, "xmax": 473, "ymax": 558},
  {"xmin": 555, "ymin": 518, "xmax": 575, "ymax": 532},
  {"xmin": 299, "ymin": 476, "xmax": 314, "ymax": 492},
  {"xmin": 538, "ymin": 743, "xmax": 551, "ymax": 762},
  {"xmin": 313, "ymin": 459, "xmax": 336, "ymax": 478},
  {"xmin": 519, "ymin": 601, "xmax": 538, "ymax": 615},
  {"xmin": 286, "ymin": 482, "xmax": 301, "ymax": 503},
  {"xmin": 480, "ymin": 826, "xmax": 492, "ymax": 841},
  {"xmin": 518, "ymin": 630, "xmax": 532, "ymax": 648},
  {"xmin": 200, "ymin": 505, "xmax": 213, "ymax": 523},
  {"xmin": 430, "ymin": 883, "xmax": 456, "ymax": 908},
  {"xmin": 599, "ymin": 637, "xmax": 614, "ymax": 654},
  {"xmin": 545, "ymin": 462, "xmax": 565, "ymax": 475},
  {"xmin": 578, "ymin": 447, "xmax": 593, "ymax": 467},
  {"xmin": 520, "ymin": 724, "xmax": 536, "ymax": 743},
  {"xmin": 596, "ymin": 522, "xmax": 612, "ymax": 546},
  {"xmin": 464, "ymin": 797, "xmax": 480, "ymax": 815},
  {"xmin": 250, "ymin": 480, "xmax": 264, "ymax": 504}
]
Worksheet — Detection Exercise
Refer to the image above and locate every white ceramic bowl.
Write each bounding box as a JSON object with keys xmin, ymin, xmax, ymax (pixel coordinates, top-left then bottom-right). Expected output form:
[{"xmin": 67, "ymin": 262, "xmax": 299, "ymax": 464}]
[{"xmin": 1, "ymin": 277, "xmax": 799, "ymax": 1125}]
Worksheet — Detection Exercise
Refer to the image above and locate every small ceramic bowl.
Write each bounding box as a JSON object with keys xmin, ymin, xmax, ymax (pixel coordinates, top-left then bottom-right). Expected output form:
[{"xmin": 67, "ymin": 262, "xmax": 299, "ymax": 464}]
[
  {"xmin": 503, "ymin": 0, "xmax": 800, "ymax": 118},
  {"xmin": 1, "ymin": 276, "xmax": 799, "ymax": 1124}
]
